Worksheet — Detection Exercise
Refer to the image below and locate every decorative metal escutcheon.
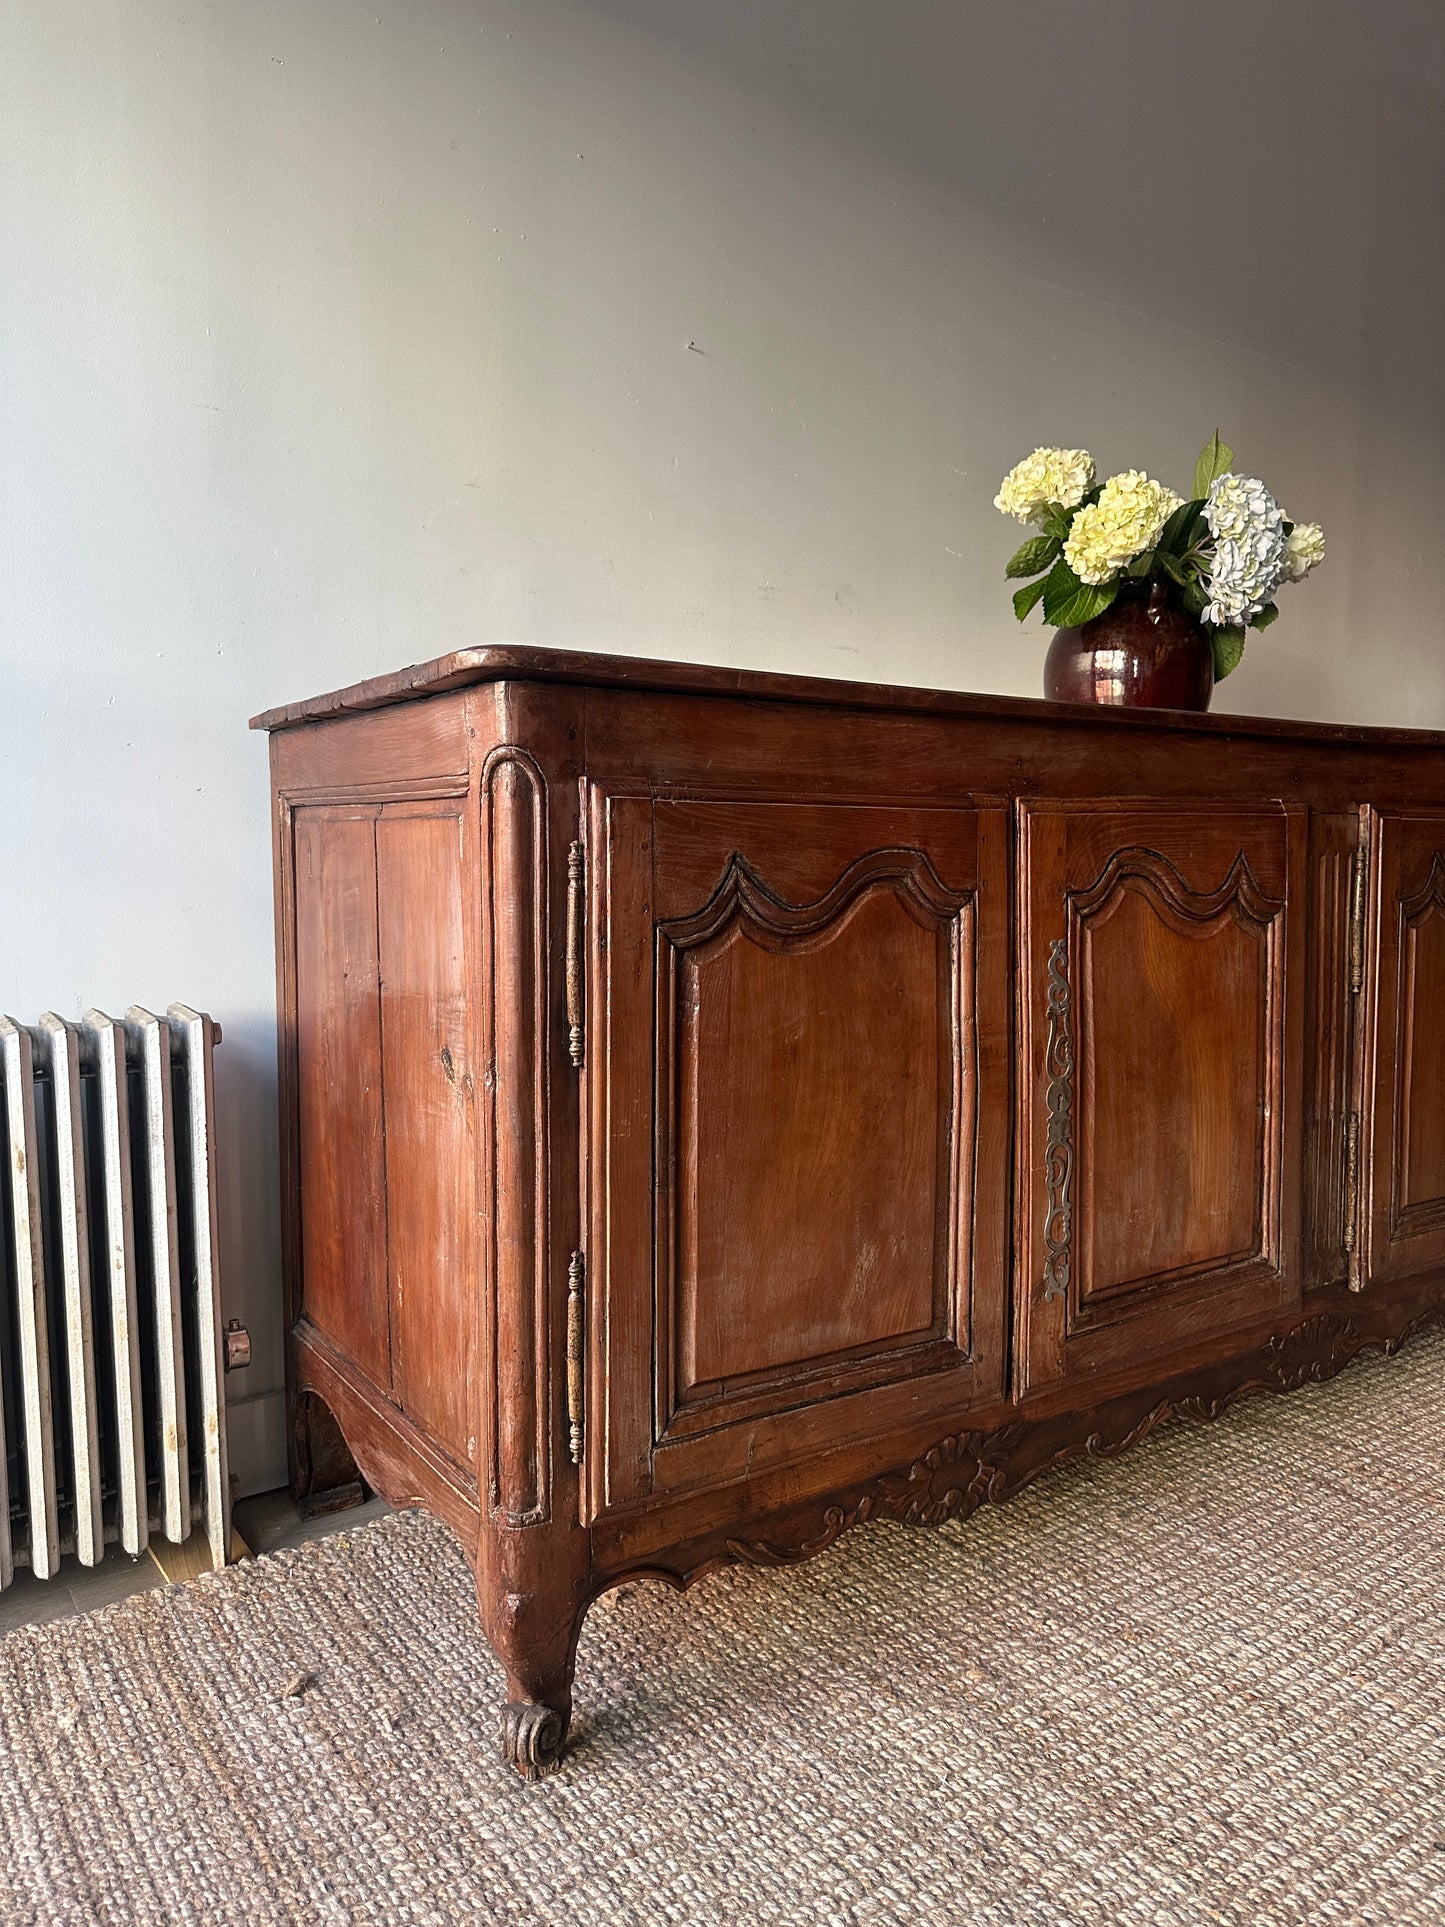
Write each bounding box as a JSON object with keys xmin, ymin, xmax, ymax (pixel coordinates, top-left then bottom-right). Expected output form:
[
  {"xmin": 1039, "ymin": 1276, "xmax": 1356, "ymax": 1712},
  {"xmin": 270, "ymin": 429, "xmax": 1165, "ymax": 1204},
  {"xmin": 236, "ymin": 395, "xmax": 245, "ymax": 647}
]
[{"xmin": 1041, "ymin": 936, "xmax": 1073, "ymax": 1304}]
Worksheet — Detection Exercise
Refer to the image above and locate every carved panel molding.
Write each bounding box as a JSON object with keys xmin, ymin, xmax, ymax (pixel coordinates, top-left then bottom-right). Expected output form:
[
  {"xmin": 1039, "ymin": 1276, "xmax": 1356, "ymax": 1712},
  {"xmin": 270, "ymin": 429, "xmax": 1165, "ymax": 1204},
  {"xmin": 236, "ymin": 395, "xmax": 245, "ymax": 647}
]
[
  {"xmin": 1400, "ymin": 849, "xmax": 1445, "ymax": 928},
  {"xmin": 658, "ymin": 844, "xmax": 973, "ymax": 956},
  {"xmin": 1069, "ymin": 845, "xmax": 1283, "ymax": 933}
]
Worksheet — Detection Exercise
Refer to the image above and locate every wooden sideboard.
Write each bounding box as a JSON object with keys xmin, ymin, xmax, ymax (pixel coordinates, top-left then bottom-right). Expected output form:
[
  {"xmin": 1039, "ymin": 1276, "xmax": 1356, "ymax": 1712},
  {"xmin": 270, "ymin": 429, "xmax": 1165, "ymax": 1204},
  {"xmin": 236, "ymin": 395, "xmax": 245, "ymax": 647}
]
[{"xmin": 253, "ymin": 648, "xmax": 1445, "ymax": 1776}]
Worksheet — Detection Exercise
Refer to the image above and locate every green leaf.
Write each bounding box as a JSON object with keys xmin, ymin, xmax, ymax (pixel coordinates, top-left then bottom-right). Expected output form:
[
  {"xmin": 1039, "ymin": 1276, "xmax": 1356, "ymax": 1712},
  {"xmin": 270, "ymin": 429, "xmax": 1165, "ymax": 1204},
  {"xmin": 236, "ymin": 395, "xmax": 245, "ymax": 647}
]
[
  {"xmin": 1041, "ymin": 509, "xmax": 1073, "ymax": 543},
  {"xmin": 1058, "ymin": 579, "xmax": 1119, "ymax": 627},
  {"xmin": 1038, "ymin": 557, "xmax": 1074, "ymax": 612},
  {"xmin": 1192, "ymin": 432, "xmax": 1235, "ymax": 502},
  {"xmin": 1012, "ymin": 577, "xmax": 1047, "ymax": 622},
  {"xmin": 1157, "ymin": 550, "xmax": 1190, "ymax": 588},
  {"xmin": 1181, "ymin": 577, "xmax": 1209, "ymax": 618},
  {"xmin": 1126, "ymin": 548, "xmax": 1155, "ymax": 578},
  {"xmin": 1211, "ymin": 625, "xmax": 1247, "ymax": 681},
  {"xmin": 1005, "ymin": 535, "xmax": 1060, "ymax": 580},
  {"xmin": 1249, "ymin": 602, "xmax": 1280, "ymax": 632},
  {"xmin": 1157, "ymin": 499, "xmax": 1204, "ymax": 558},
  {"xmin": 1041, "ymin": 557, "xmax": 1119, "ymax": 628}
]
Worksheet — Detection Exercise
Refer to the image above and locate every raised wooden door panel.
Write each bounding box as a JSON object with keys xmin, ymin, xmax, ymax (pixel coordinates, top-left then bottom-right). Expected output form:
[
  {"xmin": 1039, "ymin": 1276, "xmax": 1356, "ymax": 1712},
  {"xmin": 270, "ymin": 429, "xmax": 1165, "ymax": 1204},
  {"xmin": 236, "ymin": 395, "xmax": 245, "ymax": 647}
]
[
  {"xmin": 1364, "ymin": 810, "xmax": 1445, "ymax": 1285},
  {"xmin": 588, "ymin": 792, "xmax": 1009, "ymax": 1518},
  {"xmin": 289, "ymin": 799, "xmax": 479, "ymax": 1472},
  {"xmin": 293, "ymin": 806, "xmax": 390, "ymax": 1390},
  {"xmin": 374, "ymin": 804, "xmax": 479, "ymax": 1471},
  {"xmin": 1017, "ymin": 801, "xmax": 1305, "ymax": 1395}
]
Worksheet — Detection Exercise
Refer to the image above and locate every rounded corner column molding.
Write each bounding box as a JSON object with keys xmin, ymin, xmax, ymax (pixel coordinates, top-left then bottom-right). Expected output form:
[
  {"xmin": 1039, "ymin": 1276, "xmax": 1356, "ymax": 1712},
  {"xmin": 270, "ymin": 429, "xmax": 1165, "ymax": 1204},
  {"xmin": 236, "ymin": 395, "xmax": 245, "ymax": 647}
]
[{"xmin": 252, "ymin": 648, "xmax": 1445, "ymax": 1775}]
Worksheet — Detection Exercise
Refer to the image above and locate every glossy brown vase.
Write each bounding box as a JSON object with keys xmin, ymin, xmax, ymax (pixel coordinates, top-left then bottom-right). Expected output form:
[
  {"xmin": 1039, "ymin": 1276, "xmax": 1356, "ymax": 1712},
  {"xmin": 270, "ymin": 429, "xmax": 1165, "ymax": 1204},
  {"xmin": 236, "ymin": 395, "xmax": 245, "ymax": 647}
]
[{"xmin": 1044, "ymin": 584, "xmax": 1214, "ymax": 712}]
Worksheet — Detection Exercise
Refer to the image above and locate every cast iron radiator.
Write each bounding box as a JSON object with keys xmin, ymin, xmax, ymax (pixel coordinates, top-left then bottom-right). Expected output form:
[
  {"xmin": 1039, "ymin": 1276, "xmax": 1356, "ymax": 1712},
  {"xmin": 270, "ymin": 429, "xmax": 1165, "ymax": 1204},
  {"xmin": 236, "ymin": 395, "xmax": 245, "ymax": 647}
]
[{"xmin": 0, "ymin": 1006, "xmax": 247, "ymax": 1586}]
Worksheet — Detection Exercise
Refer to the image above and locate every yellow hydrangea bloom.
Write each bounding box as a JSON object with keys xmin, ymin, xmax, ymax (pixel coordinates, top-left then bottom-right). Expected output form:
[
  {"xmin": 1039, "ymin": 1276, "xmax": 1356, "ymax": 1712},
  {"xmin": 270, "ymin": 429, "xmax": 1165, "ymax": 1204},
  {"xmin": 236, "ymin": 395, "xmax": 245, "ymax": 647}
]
[
  {"xmin": 994, "ymin": 447, "xmax": 1095, "ymax": 526},
  {"xmin": 1063, "ymin": 471, "xmax": 1181, "ymax": 586}
]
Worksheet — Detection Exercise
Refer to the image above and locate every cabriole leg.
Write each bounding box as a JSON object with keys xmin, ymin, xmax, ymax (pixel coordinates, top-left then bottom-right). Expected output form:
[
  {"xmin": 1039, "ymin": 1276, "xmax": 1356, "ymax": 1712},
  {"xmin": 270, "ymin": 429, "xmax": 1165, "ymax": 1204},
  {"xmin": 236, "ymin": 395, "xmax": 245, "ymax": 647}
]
[{"xmin": 480, "ymin": 1524, "xmax": 589, "ymax": 1780}]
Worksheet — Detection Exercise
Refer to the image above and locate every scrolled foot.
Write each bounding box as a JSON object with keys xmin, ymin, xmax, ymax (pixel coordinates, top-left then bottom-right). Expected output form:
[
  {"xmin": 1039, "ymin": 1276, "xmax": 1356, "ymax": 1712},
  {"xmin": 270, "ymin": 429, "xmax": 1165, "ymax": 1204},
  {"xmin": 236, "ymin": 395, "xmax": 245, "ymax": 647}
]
[{"xmin": 499, "ymin": 1699, "xmax": 569, "ymax": 1779}]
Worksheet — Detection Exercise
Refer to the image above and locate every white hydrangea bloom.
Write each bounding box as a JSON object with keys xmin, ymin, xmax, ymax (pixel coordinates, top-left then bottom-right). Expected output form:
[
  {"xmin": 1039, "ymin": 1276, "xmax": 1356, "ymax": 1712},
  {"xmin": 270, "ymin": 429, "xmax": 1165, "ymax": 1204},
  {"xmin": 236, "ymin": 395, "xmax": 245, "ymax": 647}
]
[
  {"xmin": 1284, "ymin": 520, "xmax": 1326, "ymax": 581},
  {"xmin": 1061, "ymin": 471, "xmax": 1182, "ymax": 585},
  {"xmin": 1202, "ymin": 473, "xmax": 1289, "ymax": 627},
  {"xmin": 994, "ymin": 447, "xmax": 1096, "ymax": 526}
]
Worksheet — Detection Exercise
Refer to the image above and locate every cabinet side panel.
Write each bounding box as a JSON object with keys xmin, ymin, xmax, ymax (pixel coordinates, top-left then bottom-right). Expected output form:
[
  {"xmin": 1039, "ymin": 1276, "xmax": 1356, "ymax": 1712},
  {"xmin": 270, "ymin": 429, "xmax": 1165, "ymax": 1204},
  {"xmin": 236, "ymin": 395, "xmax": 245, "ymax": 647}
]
[
  {"xmin": 376, "ymin": 808, "xmax": 479, "ymax": 1470},
  {"xmin": 292, "ymin": 808, "xmax": 391, "ymax": 1388}
]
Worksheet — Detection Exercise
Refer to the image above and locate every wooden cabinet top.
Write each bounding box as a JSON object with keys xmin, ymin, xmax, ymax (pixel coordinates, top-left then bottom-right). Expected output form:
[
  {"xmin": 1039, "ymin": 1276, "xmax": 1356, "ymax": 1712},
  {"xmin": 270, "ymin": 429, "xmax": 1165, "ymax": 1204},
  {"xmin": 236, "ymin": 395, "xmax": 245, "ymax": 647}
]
[{"xmin": 250, "ymin": 644, "xmax": 1445, "ymax": 748}]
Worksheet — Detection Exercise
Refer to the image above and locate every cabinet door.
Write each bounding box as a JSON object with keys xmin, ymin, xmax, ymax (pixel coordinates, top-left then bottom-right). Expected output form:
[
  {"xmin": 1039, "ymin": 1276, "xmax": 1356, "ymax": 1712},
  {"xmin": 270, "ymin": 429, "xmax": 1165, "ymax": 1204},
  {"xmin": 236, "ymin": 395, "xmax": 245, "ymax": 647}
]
[
  {"xmin": 587, "ymin": 793, "xmax": 1009, "ymax": 1518},
  {"xmin": 1017, "ymin": 801, "xmax": 1304, "ymax": 1394},
  {"xmin": 1363, "ymin": 811, "xmax": 1445, "ymax": 1284}
]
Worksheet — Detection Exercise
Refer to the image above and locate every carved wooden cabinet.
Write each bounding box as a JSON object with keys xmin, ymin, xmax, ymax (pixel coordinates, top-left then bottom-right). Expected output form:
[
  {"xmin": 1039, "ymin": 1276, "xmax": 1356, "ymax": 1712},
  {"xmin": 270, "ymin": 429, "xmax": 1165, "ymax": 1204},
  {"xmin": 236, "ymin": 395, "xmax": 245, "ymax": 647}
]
[{"xmin": 253, "ymin": 650, "xmax": 1445, "ymax": 1776}]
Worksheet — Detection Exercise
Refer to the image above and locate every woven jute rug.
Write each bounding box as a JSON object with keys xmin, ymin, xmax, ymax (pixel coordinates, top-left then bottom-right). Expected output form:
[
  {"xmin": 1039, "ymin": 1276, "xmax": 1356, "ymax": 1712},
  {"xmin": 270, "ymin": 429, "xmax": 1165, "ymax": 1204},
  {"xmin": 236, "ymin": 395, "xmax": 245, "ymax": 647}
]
[{"xmin": 4, "ymin": 1333, "xmax": 1445, "ymax": 1925}]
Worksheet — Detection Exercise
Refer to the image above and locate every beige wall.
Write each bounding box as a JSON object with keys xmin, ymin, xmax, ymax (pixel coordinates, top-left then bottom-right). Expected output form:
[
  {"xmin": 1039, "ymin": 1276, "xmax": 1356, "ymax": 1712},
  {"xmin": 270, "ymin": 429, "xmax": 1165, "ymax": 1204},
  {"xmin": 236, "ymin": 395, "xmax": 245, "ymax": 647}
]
[{"xmin": 2, "ymin": 0, "xmax": 1442, "ymax": 1487}]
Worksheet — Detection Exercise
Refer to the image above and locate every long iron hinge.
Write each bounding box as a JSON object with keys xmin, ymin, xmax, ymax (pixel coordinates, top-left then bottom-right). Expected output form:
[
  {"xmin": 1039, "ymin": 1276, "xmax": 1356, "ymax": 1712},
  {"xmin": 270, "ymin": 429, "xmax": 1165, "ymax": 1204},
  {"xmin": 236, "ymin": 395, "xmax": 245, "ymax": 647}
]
[
  {"xmin": 566, "ymin": 1251, "xmax": 586, "ymax": 1465},
  {"xmin": 1343, "ymin": 1112, "xmax": 1361, "ymax": 1267},
  {"xmin": 565, "ymin": 841, "xmax": 585, "ymax": 1070},
  {"xmin": 1349, "ymin": 826, "xmax": 1371, "ymax": 995}
]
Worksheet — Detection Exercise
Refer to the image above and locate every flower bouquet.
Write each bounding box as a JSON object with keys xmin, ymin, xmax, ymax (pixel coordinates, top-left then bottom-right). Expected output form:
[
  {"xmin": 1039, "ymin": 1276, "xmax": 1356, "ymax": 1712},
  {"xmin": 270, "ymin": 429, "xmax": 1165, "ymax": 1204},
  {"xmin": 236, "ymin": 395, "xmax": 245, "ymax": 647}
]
[{"xmin": 994, "ymin": 435, "xmax": 1324, "ymax": 696}]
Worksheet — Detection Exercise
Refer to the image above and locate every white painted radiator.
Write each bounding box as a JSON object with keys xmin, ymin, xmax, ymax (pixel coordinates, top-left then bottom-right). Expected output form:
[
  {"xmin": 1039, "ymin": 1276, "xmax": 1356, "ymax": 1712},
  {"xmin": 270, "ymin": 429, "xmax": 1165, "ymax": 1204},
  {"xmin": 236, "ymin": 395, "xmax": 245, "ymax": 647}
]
[{"xmin": 0, "ymin": 1005, "xmax": 245, "ymax": 1587}]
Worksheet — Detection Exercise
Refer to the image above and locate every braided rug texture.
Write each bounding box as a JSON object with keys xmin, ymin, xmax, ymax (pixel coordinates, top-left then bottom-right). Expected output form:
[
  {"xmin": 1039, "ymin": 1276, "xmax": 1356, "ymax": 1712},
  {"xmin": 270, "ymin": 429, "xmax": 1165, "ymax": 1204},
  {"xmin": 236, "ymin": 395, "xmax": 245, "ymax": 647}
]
[{"xmin": 4, "ymin": 1331, "xmax": 1445, "ymax": 1926}]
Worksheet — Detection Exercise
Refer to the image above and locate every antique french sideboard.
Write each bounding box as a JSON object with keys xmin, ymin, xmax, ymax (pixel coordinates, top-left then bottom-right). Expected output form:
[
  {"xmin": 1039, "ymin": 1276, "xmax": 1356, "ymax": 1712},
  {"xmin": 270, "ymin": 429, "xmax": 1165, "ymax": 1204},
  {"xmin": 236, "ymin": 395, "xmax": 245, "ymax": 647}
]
[{"xmin": 253, "ymin": 648, "xmax": 1445, "ymax": 1776}]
